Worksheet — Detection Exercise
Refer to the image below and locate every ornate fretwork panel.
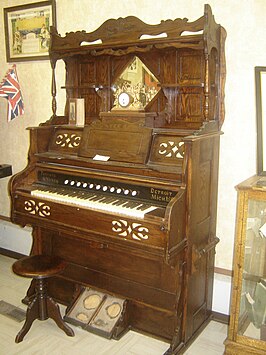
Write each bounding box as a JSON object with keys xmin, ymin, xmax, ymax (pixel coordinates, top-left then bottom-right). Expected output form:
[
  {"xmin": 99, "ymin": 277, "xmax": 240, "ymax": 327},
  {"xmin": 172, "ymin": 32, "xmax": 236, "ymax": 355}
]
[
  {"xmin": 149, "ymin": 135, "xmax": 184, "ymax": 167},
  {"xmin": 24, "ymin": 200, "xmax": 51, "ymax": 218},
  {"xmin": 48, "ymin": 128, "xmax": 83, "ymax": 154},
  {"xmin": 55, "ymin": 133, "xmax": 81, "ymax": 148},
  {"xmin": 112, "ymin": 219, "xmax": 149, "ymax": 241},
  {"xmin": 158, "ymin": 141, "xmax": 184, "ymax": 159}
]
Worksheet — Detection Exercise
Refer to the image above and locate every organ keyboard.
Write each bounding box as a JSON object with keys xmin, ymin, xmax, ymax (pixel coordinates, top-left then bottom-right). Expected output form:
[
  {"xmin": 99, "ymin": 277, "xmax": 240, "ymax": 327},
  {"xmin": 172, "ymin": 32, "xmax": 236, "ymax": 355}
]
[
  {"xmin": 9, "ymin": 5, "xmax": 226, "ymax": 354},
  {"xmin": 30, "ymin": 178, "xmax": 161, "ymax": 219}
]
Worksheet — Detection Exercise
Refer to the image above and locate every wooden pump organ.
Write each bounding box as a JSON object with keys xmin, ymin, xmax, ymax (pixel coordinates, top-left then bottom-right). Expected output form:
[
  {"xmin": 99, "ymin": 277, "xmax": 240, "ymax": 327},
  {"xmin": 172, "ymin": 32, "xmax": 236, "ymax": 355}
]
[{"xmin": 9, "ymin": 5, "xmax": 226, "ymax": 354}]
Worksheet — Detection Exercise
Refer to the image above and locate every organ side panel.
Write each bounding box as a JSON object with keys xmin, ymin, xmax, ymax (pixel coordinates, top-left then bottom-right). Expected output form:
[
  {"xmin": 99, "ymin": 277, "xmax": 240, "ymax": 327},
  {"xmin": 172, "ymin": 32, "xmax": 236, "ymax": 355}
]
[{"xmin": 184, "ymin": 134, "xmax": 221, "ymax": 341}]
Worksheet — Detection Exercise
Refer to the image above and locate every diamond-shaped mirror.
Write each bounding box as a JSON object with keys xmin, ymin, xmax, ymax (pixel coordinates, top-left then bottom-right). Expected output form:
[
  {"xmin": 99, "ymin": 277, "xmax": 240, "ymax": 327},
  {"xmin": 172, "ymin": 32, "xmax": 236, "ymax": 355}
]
[{"xmin": 112, "ymin": 56, "xmax": 160, "ymax": 111}]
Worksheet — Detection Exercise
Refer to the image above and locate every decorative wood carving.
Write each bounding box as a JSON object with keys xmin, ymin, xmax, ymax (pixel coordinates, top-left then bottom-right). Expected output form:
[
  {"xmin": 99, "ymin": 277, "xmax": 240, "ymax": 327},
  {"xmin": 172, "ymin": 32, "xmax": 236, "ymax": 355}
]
[
  {"xmin": 25, "ymin": 200, "xmax": 51, "ymax": 217},
  {"xmin": 112, "ymin": 220, "xmax": 149, "ymax": 241},
  {"xmin": 48, "ymin": 5, "xmax": 225, "ymax": 130},
  {"xmin": 50, "ymin": 15, "xmax": 205, "ymax": 51}
]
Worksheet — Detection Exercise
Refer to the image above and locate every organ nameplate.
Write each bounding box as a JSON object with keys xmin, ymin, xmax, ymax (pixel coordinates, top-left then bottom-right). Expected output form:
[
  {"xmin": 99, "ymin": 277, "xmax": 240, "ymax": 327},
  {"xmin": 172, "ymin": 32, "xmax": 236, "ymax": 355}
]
[{"xmin": 93, "ymin": 154, "xmax": 110, "ymax": 161}]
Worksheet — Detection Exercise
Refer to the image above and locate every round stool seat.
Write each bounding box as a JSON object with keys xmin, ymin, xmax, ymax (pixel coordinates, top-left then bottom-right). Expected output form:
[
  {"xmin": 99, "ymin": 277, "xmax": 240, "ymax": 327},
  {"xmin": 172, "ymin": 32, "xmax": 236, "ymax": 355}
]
[
  {"xmin": 12, "ymin": 254, "xmax": 74, "ymax": 343},
  {"xmin": 12, "ymin": 255, "xmax": 67, "ymax": 279}
]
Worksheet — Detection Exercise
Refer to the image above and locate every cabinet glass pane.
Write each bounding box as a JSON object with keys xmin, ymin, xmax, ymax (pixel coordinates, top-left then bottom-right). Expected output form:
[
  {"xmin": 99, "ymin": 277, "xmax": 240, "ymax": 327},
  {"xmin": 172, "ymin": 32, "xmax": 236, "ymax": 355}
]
[{"xmin": 238, "ymin": 199, "xmax": 266, "ymax": 340}]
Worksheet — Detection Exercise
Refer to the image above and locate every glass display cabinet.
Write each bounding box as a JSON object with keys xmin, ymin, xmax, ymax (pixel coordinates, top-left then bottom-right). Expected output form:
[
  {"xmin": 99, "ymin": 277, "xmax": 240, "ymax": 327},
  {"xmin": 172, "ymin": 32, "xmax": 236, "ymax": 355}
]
[{"xmin": 225, "ymin": 175, "xmax": 266, "ymax": 354}]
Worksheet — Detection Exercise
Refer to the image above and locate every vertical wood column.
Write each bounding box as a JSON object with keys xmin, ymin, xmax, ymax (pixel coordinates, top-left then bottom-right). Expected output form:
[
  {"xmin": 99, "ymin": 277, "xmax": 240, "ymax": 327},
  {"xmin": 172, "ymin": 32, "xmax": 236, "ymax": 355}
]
[
  {"xmin": 204, "ymin": 54, "xmax": 209, "ymax": 121},
  {"xmin": 51, "ymin": 59, "xmax": 57, "ymax": 118}
]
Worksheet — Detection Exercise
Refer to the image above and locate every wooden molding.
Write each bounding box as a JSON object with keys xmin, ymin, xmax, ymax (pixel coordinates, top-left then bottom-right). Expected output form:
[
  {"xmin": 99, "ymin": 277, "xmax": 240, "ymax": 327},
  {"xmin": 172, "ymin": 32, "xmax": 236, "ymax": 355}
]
[
  {"xmin": 0, "ymin": 247, "xmax": 25, "ymax": 260},
  {"xmin": 212, "ymin": 311, "xmax": 229, "ymax": 324},
  {"xmin": 214, "ymin": 266, "xmax": 233, "ymax": 277},
  {"xmin": 0, "ymin": 215, "xmax": 11, "ymax": 222}
]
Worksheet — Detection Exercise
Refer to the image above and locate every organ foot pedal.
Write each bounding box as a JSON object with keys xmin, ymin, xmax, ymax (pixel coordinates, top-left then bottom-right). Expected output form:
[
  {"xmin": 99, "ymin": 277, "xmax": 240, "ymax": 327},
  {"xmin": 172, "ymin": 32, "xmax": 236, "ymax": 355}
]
[{"xmin": 64, "ymin": 287, "xmax": 128, "ymax": 339}]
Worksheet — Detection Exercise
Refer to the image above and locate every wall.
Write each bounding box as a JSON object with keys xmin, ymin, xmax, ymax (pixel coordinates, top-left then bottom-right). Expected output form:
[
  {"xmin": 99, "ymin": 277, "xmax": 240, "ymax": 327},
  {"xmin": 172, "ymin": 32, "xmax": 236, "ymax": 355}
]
[{"xmin": 1, "ymin": 0, "xmax": 266, "ymax": 314}]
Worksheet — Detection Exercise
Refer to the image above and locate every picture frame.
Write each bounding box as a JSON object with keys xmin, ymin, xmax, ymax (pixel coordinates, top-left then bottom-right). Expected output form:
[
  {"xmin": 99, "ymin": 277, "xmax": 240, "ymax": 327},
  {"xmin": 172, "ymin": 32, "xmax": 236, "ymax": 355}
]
[
  {"xmin": 4, "ymin": 0, "xmax": 56, "ymax": 62},
  {"xmin": 69, "ymin": 98, "xmax": 85, "ymax": 126},
  {"xmin": 255, "ymin": 67, "xmax": 266, "ymax": 175}
]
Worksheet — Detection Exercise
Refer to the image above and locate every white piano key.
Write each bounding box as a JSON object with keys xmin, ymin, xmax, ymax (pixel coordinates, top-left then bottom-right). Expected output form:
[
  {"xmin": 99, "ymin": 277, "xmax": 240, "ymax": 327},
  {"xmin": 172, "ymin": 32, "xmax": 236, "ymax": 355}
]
[{"xmin": 31, "ymin": 187, "xmax": 157, "ymax": 219}]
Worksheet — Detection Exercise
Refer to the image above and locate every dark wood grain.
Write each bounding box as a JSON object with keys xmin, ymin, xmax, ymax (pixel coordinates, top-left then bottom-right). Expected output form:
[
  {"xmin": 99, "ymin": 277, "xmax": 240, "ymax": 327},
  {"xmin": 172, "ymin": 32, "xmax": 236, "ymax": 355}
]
[{"xmin": 9, "ymin": 5, "xmax": 226, "ymax": 354}]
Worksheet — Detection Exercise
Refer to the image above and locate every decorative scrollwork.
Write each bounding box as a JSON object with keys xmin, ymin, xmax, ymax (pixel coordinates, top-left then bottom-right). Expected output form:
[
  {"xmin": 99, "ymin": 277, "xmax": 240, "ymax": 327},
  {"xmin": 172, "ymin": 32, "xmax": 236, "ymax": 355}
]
[
  {"xmin": 159, "ymin": 141, "xmax": 184, "ymax": 158},
  {"xmin": 112, "ymin": 219, "xmax": 149, "ymax": 241},
  {"xmin": 55, "ymin": 133, "xmax": 81, "ymax": 148},
  {"xmin": 24, "ymin": 200, "xmax": 51, "ymax": 217}
]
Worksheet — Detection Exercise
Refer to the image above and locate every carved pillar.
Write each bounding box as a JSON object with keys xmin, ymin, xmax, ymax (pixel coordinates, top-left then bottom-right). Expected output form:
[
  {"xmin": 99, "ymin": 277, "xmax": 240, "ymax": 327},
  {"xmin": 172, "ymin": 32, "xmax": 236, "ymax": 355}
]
[
  {"xmin": 50, "ymin": 59, "xmax": 57, "ymax": 118},
  {"xmin": 204, "ymin": 54, "xmax": 209, "ymax": 121}
]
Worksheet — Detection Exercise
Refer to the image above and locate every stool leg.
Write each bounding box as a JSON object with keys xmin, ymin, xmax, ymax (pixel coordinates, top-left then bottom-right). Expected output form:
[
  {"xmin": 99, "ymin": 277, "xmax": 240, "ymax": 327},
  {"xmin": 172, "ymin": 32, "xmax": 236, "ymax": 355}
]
[
  {"xmin": 22, "ymin": 279, "xmax": 36, "ymax": 305},
  {"xmin": 15, "ymin": 296, "xmax": 39, "ymax": 343},
  {"xmin": 15, "ymin": 277, "xmax": 74, "ymax": 342},
  {"xmin": 37, "ymin": 278, "xmax": 48, "ymax": 320},
  {"xmin": 46, "ymin": 296, "xmax": 74, "ymax": 337}
]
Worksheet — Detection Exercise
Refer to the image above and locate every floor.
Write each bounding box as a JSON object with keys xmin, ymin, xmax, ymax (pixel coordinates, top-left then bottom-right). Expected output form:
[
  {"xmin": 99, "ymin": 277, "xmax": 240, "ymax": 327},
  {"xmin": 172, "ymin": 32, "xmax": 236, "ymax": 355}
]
[{"xmin": 0, "ymin": 254, "xmax": 228, "ymax": 355}]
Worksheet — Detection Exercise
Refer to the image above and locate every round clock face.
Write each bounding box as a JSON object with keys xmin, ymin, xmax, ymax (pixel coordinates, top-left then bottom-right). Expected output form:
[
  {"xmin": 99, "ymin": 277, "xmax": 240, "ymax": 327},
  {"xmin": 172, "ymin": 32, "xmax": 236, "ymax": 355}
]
[{"xmin": 118, "ymin": 92, "xmax": 131, "ymax": 108}]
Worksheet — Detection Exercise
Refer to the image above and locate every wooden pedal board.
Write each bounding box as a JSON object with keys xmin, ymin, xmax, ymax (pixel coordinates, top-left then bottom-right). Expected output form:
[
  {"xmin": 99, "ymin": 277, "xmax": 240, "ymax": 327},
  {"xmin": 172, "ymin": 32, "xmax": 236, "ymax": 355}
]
[{"xmin": 64, "ymin": 287, "xmax": 128, "ymax": 339}]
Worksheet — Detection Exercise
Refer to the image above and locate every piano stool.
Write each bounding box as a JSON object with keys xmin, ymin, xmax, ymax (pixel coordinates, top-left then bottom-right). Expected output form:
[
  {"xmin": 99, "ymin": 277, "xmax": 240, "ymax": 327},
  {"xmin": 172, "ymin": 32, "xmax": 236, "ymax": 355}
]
[{"xmin": 12, "ymin": 255, "xmax": 74, "ymax": 343}]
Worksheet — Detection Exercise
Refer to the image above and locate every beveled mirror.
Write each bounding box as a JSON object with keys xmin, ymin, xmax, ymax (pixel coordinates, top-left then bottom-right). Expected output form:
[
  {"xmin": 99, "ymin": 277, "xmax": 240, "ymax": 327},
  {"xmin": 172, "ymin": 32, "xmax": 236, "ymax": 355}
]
[{"xmin": 112, "ymin": 56, "xmax": 160, "ymax": 111}]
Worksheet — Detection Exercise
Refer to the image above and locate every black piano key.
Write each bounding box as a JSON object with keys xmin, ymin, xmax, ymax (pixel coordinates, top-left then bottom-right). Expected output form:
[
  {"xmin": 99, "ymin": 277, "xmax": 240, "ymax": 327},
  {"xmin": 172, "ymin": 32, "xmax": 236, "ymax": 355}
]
[
  {"xmin": 96, "ymin": 196, "xmax": 110, "ymax": 203},
  {"xmin": 136, "ymin": 203, "xmax": 151, "ymax": 211},
  {"xmin": 125, "ymin": 201, "xmax": 143, "ymax": 208},
  {"xmin": 112, "ymin": 200, "xmax": 127, "ymax": 206},
  {"xmin": 104, "ymin": 197, "xmax": 120, "ymax": 203},
  {"xmin": 98, "ymin": 196, "xmax": 113, "ymax": 203},
  {"xmin": 88, "ymin": 195, "xmax": 104, "ymax": 201},
  {"xmin": 120, "ymin": 201, "xmax": 134, "ymax": 209}
]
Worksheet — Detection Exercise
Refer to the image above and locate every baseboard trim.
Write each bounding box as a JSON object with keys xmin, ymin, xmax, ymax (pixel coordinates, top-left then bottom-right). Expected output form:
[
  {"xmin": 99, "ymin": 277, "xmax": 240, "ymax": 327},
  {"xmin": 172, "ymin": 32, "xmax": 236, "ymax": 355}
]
[
  {"xmin": 0, "ymin": 247, "xmax": 25, "ymax": 260},
  {"xmin": 212, "ymin": 311, "xmax": 230, "ymax": 324},
  {"xmin": 0, "ymin": 215, "xmax": 11, "ymax": 222}
]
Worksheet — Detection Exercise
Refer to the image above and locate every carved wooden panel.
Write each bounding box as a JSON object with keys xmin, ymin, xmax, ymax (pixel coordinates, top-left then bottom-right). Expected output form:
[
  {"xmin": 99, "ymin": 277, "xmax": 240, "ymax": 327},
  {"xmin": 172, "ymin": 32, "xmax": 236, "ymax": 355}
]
[
  {"xmin": 50, "ymin": 14, "xmax": 207, "ymax": 50},
  {"xmin": 179, "ymin": 52, "xmax": 204, "ymax": 84},
  {"xmin": 197, "ymin": 161, "xmax": 211, "ymax": 222},
  {"xmin": 79, "ymin": 61, "xmax": 96, "ymax": 85},
  {"xmin": 24, "ymin": 199, "xmax": 51, "ymax": 217},
  {"xmin": 149, "ymin": 135, "xmax": 184, "ymax": 166},
  {"xmin": 79, "ymin": 119, "xmax": 152, "ymax": 164},
  {"xmin": 112, "ymin": 220, "xmax": 150, "ymax": 241},
  {"xmin": 160, "ymin": 49, "xmax": 177, "ymax": 84},
  {"xmin": 82, "ymin": 89, "xmax": 100, "ymax": 119},
  {"xmin": 177, "ymin": 90, "xmax": 203, "ymax": 121},
  {"xmin": 48, "ymin": 128, "xmax": 83, "ymax": 154}
]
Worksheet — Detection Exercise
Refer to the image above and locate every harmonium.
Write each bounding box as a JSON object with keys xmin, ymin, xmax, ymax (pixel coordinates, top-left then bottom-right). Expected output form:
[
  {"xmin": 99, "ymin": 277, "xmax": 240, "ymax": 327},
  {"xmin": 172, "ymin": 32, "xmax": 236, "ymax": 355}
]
[{"xmin": 9, "ymin": 4, "xmax": 226, "ymax": 354}]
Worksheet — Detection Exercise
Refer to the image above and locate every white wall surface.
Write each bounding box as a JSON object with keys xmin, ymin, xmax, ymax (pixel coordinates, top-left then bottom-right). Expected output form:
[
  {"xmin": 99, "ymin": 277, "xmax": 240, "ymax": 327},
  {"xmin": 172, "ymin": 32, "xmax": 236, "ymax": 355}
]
[
  {"xmin": 0, "ymin": 220, "xmax": 31, "ymax": 255},
  {"xmin": 1, "ymin": 0, "xmax": 266, "ymax": 314},
  {"xmin": 212, "ymin": 274, "xmax": 232, "ymax": 315}
]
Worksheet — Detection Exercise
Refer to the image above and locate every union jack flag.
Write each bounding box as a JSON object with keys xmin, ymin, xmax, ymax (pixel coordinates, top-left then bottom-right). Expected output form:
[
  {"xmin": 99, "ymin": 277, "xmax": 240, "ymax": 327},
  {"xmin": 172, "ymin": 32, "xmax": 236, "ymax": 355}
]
[{"xmin": 0, "ymin": 65, "xmax": 24, "ymax": 121}]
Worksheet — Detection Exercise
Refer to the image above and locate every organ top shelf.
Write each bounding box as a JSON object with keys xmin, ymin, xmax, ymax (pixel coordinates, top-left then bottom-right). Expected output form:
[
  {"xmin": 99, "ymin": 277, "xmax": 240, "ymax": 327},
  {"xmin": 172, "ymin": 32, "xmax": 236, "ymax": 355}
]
[{"xmin": 47, "ymin": 4, "xmax": 226, "ymax": 131}]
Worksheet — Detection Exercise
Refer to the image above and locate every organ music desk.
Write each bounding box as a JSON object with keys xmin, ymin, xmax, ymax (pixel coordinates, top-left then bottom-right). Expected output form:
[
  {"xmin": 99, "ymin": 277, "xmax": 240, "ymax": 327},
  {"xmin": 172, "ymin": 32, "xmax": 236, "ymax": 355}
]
[{"xmin": 9, "ymin": 5, "xmax": 226, "ymax": 354}]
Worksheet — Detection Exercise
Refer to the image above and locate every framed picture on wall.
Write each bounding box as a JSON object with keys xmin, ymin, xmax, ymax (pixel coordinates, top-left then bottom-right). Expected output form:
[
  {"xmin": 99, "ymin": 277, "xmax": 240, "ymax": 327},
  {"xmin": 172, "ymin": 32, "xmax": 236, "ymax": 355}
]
[
  {"xmin": 255, "ymin": 67, "xmax": 266, "ymax": 175},
  {"xmin": 4, "ymin": 0, "xmax": 56, "ymax": 62}
]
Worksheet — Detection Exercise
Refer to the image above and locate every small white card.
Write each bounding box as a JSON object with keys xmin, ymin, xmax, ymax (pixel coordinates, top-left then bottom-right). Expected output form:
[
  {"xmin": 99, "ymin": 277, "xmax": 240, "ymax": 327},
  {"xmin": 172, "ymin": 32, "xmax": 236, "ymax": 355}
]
[
  {"xmin": 259, "ymin": 222, "xmax": 266, "ymax": 238},
  {"xmin": 93, "ymin": 154, "xmax": 110, "ymax": 161}
]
